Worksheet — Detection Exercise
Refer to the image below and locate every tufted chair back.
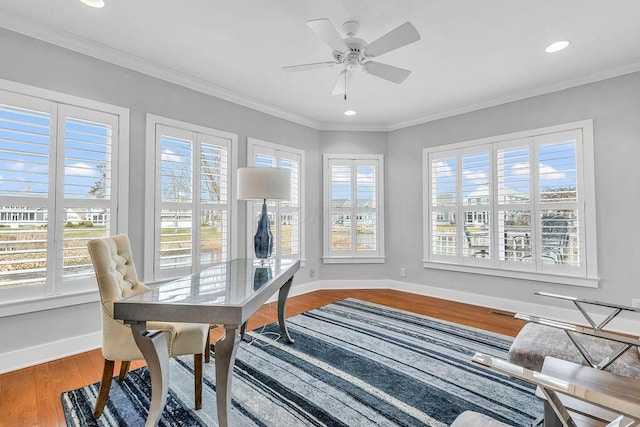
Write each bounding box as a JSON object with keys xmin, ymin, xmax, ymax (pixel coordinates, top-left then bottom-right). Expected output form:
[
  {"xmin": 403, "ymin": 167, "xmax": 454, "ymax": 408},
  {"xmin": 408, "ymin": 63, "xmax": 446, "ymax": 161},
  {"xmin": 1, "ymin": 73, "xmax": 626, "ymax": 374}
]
[{"xmin": 88, "ymin": 234, "xmax": 154, "ymax": 361}]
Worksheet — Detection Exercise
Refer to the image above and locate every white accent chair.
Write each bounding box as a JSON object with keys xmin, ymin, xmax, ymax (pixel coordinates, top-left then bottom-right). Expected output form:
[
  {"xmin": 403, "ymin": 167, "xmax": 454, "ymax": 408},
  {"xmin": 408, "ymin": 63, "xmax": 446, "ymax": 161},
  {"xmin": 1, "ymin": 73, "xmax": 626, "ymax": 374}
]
[{"xmin": 88, "ymin": 234, "xmax": 210, "ymax": 418}]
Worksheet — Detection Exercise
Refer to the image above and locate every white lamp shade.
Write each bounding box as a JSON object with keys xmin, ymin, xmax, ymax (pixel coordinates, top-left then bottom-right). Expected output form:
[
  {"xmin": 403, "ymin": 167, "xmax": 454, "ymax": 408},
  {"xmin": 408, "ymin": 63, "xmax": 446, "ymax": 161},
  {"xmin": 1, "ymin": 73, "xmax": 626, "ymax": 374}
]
[{"xmin": 237, "ymin": 167, "xmax": 291, "ymax": 201}]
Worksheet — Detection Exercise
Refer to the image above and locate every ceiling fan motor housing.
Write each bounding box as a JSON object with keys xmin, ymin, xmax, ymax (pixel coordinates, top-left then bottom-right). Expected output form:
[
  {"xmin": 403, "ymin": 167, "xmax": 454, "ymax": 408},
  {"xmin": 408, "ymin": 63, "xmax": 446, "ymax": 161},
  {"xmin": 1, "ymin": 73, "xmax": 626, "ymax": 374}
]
[{"xmin": 333, "ymin": 37, "xmax": 368, "ymax": 69}]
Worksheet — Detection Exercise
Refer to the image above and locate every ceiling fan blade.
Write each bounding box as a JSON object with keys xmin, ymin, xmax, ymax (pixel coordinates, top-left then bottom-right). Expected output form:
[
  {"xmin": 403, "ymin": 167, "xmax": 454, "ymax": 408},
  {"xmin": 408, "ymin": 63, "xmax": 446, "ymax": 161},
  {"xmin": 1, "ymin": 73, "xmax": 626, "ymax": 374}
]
[
  {"xmin": 363, "ymin": 61, "xmax": 411, "ymax": 84},
  {"xmin": 306, "ymin": 19, "xmax": 348, "ymax": 52},
  {"xmin": 365, "ymin": 22, "xmax": 420, "ymax": 57},
  {"xmin": 283, "ymin": 61, "xmax": 338, "ymax": 72},
  {"xmin": 331, "ymin": 69, "xmax": 354, "ymax": 95}
]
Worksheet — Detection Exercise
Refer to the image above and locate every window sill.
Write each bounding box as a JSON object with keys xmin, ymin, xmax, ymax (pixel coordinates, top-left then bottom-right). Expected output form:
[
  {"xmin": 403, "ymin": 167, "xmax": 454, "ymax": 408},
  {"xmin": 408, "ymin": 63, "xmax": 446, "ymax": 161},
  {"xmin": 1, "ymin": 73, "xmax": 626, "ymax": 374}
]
[
  {"xmin": 0, "ymin": 289, "xmax": 100, "ymax": 318},
  {"xmin": 323, "ymin": 256, "xmax": 386, "ymax": 264},
  {"xmin": 422, "ymin": 261, "xmax": 599, "ymax": 288}
]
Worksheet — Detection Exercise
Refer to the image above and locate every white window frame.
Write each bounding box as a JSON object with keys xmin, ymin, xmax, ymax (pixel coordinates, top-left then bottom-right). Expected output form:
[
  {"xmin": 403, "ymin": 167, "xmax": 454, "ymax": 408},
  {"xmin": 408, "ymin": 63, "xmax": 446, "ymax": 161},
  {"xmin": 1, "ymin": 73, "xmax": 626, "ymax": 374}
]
[
  {"xmin": 323, "ymin": 154, "xmax": 385, "ymax": 264},
  {"xmin": 144, "ymin": 114, "xmax": 238, "ymax": 283},
  {"xmin": 0, "ymin": 78, "xmax": 129, "ymax": 317},
  {"xmin": 246, "ymin": 138, "xmax": 305, "ymax": 265},
  {"xmin": 423, "ymin": 120, "xmax": 598, "ymax": 287}
]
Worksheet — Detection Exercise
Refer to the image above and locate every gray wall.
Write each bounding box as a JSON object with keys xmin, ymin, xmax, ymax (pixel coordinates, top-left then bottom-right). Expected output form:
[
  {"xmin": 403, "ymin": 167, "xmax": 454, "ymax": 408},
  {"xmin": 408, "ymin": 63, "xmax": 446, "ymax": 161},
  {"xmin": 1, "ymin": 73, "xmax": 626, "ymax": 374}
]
[
  {"xmin": 0, "ymin": 28, "xmax": 321, "ymax": 355},
  {"xmin": 387, "ymin": 71, "xmax": 640, "ymax": 308},
  {"xmin": 319, "ymin": 131, "xmax": 389, "ymax": 280}
]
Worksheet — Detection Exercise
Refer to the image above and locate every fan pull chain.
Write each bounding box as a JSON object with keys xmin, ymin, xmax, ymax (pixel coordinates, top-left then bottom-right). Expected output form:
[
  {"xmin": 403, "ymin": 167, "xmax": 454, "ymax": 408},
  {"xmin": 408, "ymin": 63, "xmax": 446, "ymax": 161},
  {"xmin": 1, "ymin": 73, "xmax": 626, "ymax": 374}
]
[{"xmin": 344, "ymin": 71, "xmax": 347, "ymax": 100}]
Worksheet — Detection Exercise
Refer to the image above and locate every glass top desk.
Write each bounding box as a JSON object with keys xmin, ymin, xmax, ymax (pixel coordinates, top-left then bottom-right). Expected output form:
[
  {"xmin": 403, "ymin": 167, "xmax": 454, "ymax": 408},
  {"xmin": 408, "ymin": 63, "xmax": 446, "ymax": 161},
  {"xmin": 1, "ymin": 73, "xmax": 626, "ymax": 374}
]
[{"xmin": 114, "ymin": 258, "xmax": 300, "ymax": 427}]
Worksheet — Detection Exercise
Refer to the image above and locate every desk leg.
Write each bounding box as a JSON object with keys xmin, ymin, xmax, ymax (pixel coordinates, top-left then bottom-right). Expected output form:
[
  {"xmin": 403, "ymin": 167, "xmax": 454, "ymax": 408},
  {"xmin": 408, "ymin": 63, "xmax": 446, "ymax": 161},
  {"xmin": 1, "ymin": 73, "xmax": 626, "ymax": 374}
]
[
  {"xmin": 278, "ymin": 276, "xmax": 295, "ymax": 344},
  {"xmin": 130, "ymin": 322, "xmax": 169, "ymax": 427},
  {"xmin": 215, "ymin": 326, "xmax": 240, "ymax": 427}
]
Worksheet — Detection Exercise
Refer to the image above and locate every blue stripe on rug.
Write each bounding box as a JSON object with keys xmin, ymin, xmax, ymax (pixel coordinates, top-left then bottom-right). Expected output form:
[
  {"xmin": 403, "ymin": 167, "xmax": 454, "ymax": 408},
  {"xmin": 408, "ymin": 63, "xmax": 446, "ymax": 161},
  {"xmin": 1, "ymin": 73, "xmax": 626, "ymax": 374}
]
[{"xmin": 61, "ymin": 298, "xmax": 542, "ymax": 426}]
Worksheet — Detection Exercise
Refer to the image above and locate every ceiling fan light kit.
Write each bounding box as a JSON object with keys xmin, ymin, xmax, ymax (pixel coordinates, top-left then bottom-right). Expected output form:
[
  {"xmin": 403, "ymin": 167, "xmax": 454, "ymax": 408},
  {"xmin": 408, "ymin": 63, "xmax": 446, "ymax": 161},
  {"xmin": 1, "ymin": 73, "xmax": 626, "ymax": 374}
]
[{"xmin": 283, "ymin": 18, "xmax": 421, "ymax": 97}]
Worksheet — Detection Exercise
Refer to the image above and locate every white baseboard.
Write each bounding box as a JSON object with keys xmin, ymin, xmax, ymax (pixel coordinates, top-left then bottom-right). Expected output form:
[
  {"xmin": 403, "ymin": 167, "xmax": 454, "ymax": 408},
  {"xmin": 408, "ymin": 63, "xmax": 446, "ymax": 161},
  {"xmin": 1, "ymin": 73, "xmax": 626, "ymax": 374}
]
[
  {"xmin": 4, "ymin": 278, "xmax": 640, "ymax": 374},
  {"xmin": 290, "ymin": 279, "xmax": 640, "ymax": 335},
  {"xmin": 0, "ymin": 331, "xmax": 101, "ymax": 375}
]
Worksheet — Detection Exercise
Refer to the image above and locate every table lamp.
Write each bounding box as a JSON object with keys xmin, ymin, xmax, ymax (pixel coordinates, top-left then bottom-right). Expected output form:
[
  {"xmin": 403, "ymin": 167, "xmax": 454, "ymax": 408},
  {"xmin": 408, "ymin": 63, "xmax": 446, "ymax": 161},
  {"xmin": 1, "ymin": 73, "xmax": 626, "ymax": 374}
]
[{"xmin": 237, "ymin": 167, "xmax": 291, "ymax": 260}]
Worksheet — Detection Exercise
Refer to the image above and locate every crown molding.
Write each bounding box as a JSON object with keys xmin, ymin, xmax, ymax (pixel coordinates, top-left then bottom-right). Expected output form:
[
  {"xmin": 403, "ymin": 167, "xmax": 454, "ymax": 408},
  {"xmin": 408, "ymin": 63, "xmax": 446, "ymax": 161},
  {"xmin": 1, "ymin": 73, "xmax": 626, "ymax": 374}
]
[
  {"xmin": 387, "ymin": 60, "xmax": 640, "ymax": 131},
  {"xmin": 0, "ymin": 9, "xmax": 322, "ymax": 130}
]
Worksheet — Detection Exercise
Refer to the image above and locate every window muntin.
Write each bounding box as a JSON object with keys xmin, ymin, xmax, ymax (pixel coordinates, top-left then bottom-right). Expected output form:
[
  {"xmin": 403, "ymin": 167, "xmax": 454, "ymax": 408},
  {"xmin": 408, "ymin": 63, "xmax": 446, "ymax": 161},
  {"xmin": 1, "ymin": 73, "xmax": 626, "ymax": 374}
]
[
  {"xmin": 247, "ymin": 138, "xmax": 304, "ymax": 261},
  {"xmin": 150, "ymin": 120, "xmax": 234, "ymax": 281},
  {"xmin": 424, "ymin": 122, "xmax": 595, "ymax": 283},
  {"xmin": 0, "ymin": 89, "xmax": 125, "ymax": 299},
  {"xmin": 323, "ymin": 154, "xmax": 384, "ymax": 262}
]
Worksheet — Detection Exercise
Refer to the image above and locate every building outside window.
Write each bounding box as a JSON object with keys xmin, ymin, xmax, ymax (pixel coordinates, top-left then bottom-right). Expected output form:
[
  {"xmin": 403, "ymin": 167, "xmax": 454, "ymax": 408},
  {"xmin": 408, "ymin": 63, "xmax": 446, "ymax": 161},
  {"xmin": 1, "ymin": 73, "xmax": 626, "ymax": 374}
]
[
  {"xmin": 323, "ymin": 154, "xmax": 385, "ymax": 264},
  {"xmin": 423, "ymin": 120, "xmax": 598, "ymax": 287},
  {"xmin": 0, "ymin": 83, "xmax": 128, "ymax": 304}
]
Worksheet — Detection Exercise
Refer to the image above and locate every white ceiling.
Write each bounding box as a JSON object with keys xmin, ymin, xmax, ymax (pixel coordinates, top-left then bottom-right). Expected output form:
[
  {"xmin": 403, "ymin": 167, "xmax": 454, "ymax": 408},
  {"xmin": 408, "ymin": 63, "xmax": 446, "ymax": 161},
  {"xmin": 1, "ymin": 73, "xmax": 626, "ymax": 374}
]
[{"xmin": 1, "ymin": 0, "xmax": 639, "ymax": 130}]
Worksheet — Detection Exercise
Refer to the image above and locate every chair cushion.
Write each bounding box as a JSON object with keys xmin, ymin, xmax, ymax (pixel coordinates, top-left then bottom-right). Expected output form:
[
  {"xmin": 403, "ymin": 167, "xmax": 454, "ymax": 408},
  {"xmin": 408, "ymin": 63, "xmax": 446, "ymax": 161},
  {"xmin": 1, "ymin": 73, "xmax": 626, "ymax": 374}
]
[
  {"xmin": 509, "ymin": 322, "xmax": 640, "ymax": 379},
  {"xmin": 450, "ymin": 411, "xmax": 510, "ymax": 427},
  {"xmin": 165, "ymin": 322, "xmax": 210, "ymax": 357},
  {"xmin": 101, "ymin": 315, "xmax": 209, "ymax": 361}
]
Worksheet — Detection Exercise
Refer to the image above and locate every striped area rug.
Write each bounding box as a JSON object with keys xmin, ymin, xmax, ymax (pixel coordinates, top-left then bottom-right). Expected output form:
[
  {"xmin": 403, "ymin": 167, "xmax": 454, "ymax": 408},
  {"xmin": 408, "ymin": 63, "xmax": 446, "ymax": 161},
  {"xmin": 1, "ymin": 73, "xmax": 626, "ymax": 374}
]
[{"xmin": 62, "ymin": 298, "xmax": 542, "ymax": 426}]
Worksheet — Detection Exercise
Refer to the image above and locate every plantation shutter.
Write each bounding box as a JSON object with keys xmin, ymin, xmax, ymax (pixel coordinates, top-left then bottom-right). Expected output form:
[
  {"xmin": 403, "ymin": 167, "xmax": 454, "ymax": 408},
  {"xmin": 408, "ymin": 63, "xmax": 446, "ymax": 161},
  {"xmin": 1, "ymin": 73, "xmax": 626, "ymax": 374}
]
[
  {"xmin": 496, "ymin": 141, "xmax": 533, "ymax": 267},
  {"xmin": 199, "ymin": 134, "xmax": 229, "ymax": 266},
  {"xmin": 60, "ymin": 105, "xmax": 118, "ymax": 284},
  {"xmin": 535, "ymin": 130, "xmax": 584, "ymax": 274},
  {"xmin": 279, "ymin": 152, "xmax": 300, "ymax": 256},
  {"xmin": 0, "ymin": 90, "xmax": 123, "ymax": 296},
  {"xmin": 424, "ymin": 122, "xmax": 593, "ymax": 284},
  {"xmin": 355, "ymin": 160, "xmax": 377, "ymax": 253},
  {"xmin": 326, "ymin": 156, "xmax": 383, "ymax": 259},
  {"xmin": 329, "ymin": 159, "xmax": 352, "ymax": 254},
  {"xmin": 157, "ymin": 126, "xmax": 194, "ymax": 275},
  {"xmin": 0, "ymin": 96, "xmax": 53, "ymax": 290},
  {"xmin": 429, "ymin": 152, "xmax": 457, "ymax": 259},
  {"xmin": 461, "ymin": 149, "xmax": 491, "ymax": 260},
  {"xmin": 155, "ymin": 124, "xmax": 232, "ymax": 280}
]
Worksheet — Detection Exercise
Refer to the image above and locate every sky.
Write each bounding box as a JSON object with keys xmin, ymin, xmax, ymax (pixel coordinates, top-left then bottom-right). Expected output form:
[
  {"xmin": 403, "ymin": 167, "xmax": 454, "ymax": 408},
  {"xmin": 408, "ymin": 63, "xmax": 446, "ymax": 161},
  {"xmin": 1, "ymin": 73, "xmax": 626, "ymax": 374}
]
[
  {"xmin": 0, "ymin": 104, "xmax": 111, "ymax": 199},
  {"xmin": 432, "ymin": 139, "xmax": 578, "ymax": 203}
]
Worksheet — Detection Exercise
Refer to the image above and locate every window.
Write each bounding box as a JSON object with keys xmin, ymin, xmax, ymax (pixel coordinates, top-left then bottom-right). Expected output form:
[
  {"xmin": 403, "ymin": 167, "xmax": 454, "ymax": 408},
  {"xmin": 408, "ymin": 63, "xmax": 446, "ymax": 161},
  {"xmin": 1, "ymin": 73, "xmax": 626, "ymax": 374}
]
[
  {"xmin": 323, "ymin": 154, "xmax": 385, "ymax": 263},
  {"xmin": 0, "ymin": 84, "xmax": 128, "ymax": 305},
  {"xmin": 145, "ymin": 115, "xmax": 237, "ymax": 282},
  {"xmin": 423, "ymin": 120, "xmax": 598, "ymax": 287},
  {"xmin": 247, "ymin": 138, "xmax": 304, "ymax": 262}
]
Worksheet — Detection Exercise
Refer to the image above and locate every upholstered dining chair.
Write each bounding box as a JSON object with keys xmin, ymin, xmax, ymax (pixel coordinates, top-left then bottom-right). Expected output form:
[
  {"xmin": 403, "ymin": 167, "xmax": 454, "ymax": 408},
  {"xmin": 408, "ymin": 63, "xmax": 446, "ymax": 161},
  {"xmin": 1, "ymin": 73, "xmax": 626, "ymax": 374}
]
[{"xmin": 87, "ymin": 234, "xmax": 210, "ymax": 419}]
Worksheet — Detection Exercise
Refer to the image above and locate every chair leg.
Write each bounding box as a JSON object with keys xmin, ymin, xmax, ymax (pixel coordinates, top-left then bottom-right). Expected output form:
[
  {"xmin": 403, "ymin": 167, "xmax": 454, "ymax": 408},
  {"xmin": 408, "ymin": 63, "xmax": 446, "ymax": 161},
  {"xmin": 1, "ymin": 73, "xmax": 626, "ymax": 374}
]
[
  {"xmin": 93, "ymin": 359, "xmax": 115, "ymax": 419},
  {"xmin": 205, "ymin": 332, "xmax": 211, "ymax": 363},
  {"xmin": 194, "ymin": 353, "xmax": 203, "ymax": 410},
  {"xmin": 118, "ymin": 360, "xmax": 131, "ymax": 381}
]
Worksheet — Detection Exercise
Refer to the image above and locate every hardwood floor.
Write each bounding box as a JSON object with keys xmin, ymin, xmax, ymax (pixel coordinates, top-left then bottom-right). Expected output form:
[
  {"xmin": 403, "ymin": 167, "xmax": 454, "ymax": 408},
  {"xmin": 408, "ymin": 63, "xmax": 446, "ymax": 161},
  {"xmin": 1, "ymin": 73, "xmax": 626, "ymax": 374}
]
[{"xmin": 0, "ymin": 289, "xmax": 526, "ymax": 427}]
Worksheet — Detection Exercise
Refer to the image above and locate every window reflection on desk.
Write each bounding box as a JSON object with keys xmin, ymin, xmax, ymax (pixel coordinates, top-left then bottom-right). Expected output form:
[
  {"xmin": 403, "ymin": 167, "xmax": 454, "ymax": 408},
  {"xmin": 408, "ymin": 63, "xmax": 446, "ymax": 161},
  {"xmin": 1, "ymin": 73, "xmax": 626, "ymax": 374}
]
[
  {"xmin": 140, "ymin": 259, "xmax": 297, "ymax": 306},
  {"xmin": 155, "ymin": 265, "xmax": 228, "ymax": 303}
]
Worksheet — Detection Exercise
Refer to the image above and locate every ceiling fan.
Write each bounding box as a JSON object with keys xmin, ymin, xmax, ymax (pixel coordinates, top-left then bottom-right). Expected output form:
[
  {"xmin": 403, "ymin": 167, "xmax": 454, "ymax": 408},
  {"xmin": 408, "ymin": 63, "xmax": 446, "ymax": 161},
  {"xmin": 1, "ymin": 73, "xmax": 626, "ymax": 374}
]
[{"xmin": 283, "ymin": 19, "xmax": 421, "ymax": 97}]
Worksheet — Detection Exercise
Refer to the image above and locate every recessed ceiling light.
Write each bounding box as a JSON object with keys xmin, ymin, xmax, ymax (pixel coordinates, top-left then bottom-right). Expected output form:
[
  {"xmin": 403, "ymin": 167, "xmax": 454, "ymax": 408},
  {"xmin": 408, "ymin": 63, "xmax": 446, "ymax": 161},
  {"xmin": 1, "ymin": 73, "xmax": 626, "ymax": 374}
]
[
  {"xmin": 344, "ymin": 110, "xmax": 356, "ymax": 116},
  {"xmin": 80, "ymin": 0, "xmax": 105, "ymax": 8},
  {"xmin": 545, "ymin": 40, "xmax": 570, "ymax": 53}
]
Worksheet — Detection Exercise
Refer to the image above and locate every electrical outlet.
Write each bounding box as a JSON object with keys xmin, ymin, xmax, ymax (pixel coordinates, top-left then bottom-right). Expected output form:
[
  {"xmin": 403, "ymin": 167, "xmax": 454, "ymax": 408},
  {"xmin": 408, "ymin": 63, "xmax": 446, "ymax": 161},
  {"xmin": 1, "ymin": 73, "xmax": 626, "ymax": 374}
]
[
  {"xmin": 309, "ymin": 269, "xmax": 315, "ymax": 278},
  {"xmin": 400, "ymin": 267, "xmax": 406, "ymax": 278},
  {"xmin": 632, "ymin": 298, "xmax": 640, "ymax": 309}
]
